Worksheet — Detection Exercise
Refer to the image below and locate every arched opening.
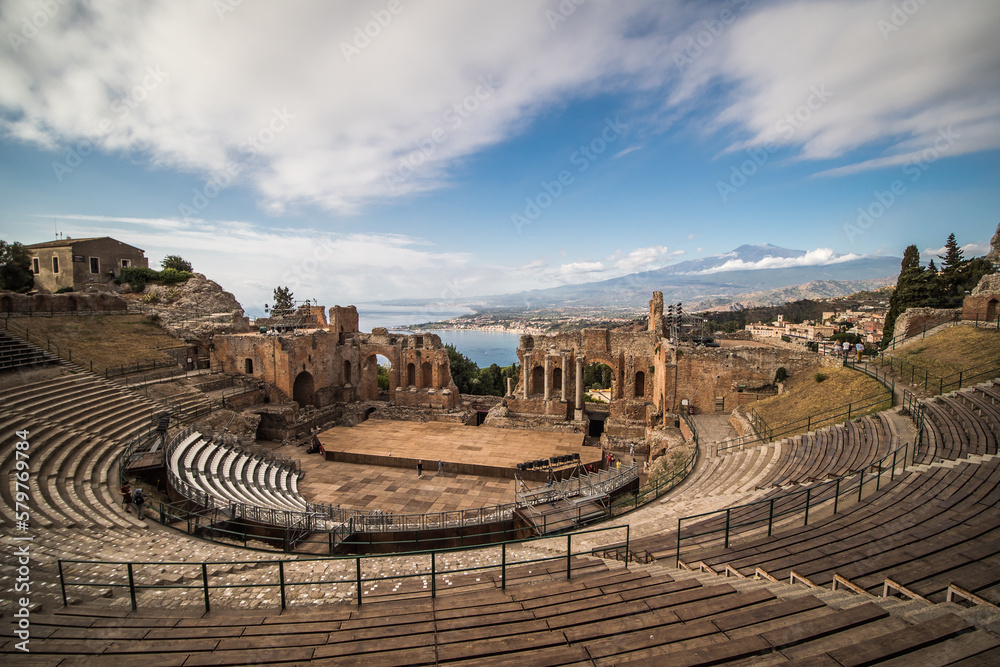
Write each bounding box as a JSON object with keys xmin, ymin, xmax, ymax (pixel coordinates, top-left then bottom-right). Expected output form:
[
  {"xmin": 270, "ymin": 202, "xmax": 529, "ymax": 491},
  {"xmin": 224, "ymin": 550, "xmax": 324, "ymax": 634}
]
[
  {"xmin": 343, "ymin": 360, "xmax": 352, "ymax": 384},
  {"xmin": 531, "ymin": 365, "xmax": 545, "ymax": 396},
  {"xmin": 292, "ymin": 371, "xmax": 315, "ymax": 408},
  {"xmin": 552, "ymin": 367, "xmax": 563, "ymax": 392},
  {"xmin": 407, "ymin": 362, "xmax": 416, "ymax": 387},
  {"xmin": 635, "ymin": 370, "xmax": 646, "ymax": 398},
  {"xmin": 0, "ymin": 295, "xmax": 12, "ymax": 313},
  {"xmin": 363, "ymin": 406, "xmax": 378, "ymax": 421},
  {"xmin": 584, "ymin": 361, "xmax": 613, "ymax": 403},
  {"xmin": 361, "ymin": 354, "xmax": 392, "ymax": 401},
  {"xmin": 987, "ymin": 298, "xmax": 998, "ymax": 321},
  {"xmin": 420, "ymin": 361, "xmax": 432, "ymax": 388},
  {"xmin": 244, "ymin": 358, "xmax": 253, "ymax": 374}
]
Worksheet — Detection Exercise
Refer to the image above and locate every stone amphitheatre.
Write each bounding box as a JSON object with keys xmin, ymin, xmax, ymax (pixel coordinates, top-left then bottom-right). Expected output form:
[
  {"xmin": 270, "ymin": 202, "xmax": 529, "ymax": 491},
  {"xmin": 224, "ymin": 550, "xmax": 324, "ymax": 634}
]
[{"xmin": 3, "ymin": 268, "xmax": 1000, "ymax": 664}]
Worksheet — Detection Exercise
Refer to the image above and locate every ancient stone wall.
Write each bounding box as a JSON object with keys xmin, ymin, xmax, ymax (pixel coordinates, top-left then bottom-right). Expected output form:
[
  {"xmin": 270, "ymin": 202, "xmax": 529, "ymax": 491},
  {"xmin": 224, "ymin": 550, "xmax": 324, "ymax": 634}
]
[
  {"xmin": 663, "ymin": 344, "xmax": 832, "ymax": 416},
  {"xmin": 963, "ymin": 274, "xmax": 1000, "ymax": 323},
  {"xmin": 0, "ymin": 291, "xmax": 129, "ymax": 313},
  {"xmin": 212, "ymin": 321, "xmax": 459, "ymax": 411},
  {"xmin": 893, "ymin": 307, "xmax": 961, "ymax": 340}
]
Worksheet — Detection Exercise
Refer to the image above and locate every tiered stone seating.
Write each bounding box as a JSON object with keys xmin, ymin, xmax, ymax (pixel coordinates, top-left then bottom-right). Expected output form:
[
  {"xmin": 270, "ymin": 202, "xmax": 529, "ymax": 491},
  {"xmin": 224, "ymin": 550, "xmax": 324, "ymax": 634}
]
[
  {"xmin": 167, "ymin": 430, "xmax": 308, "ymax": 517},
  {"xmin": 920, "ymin": 381, "xmax": 1000, "ymax": 463},
  {"xmin": 6, "ymin": 560, "xmax": 998, "ymax": 665},
  {"xmin": 688, "ymin": 455, "xmax": 1000, "ymax": 606},
  {"xmin": 0, "ymin": 328, "xmax": 59, "ymax": 370},
  {"xmin": 753, "ymin": 413, "xmax": 896, "ymax": 489}
]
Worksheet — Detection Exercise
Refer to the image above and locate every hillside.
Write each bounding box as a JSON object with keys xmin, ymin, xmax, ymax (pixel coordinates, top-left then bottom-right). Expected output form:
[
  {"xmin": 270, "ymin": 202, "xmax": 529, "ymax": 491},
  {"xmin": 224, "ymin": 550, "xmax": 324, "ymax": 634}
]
[
  {"xmin": 887, "ymin": 326, "xmax": 1000, "ymax": 378},
  {"xmin": 694, "ymin": 278, "xmax": 895, "ymax": 312},
  {"xmin": 748, "ymin": 366, "xmax": 891, "ymax": 441},
  {"xmin": 7, "ymin": 314, "xmax": 182, "ymax": 371}
]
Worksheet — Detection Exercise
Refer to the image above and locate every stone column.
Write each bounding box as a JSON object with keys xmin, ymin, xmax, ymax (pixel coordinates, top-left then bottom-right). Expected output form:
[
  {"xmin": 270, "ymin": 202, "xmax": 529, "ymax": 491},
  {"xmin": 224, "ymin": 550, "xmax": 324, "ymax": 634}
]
[
  {"xmin": 543, "ymin": 354, "xmax": 551, "ymax": 401},
  {"xmin": 522, "ymin": 352, "xmax": 531, "ymax": 399},
  {"xmin": 560, "ymin": 352, "xmax": 567, "ymax": 402},
  {"xmin": 574, "ymin": 355, "xmax": 585, "ymax": 421},
  {"xmin": 506, "ymin": 377, "xmax": 513, "ymax": 396}
]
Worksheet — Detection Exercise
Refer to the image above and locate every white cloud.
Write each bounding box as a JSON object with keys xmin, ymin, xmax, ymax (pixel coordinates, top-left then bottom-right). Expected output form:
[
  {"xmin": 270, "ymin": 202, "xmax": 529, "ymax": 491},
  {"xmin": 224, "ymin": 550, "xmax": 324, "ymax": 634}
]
[
  {"xmin": 694, "ymin": 248, "xmax": 863, "ymax": 274},
  {"xmin": 519, "ymin": 244, "xmax": 672, "ymax": 285},
  {"xmin": 923, "ymin": 241, "xmax": 991, "ymax": 260},
  {"xmin": 0, "ymin": 0, "xmax": 676, "ymax": 215},
  {"xmin": 677, "ymin": 0, "xmax": 1000, "ymax": 174}
]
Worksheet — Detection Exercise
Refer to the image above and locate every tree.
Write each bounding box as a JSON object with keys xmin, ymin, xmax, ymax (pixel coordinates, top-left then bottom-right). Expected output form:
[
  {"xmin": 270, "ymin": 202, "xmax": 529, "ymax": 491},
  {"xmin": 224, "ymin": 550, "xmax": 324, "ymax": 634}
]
[
  {"xmin": 272, "ymin": 286, "xmax": 294, "ymax": 315},
  {"xmin": 938, "ymin": 233, "xmax": 964, "ymax": 273},
  {"xmin": 445, "ymin": 344, "xmax": 480, "ymax": 394},
  {"xmin": 881, "ymin": 245, "xmax": 929, "ymax": 347},
  {"xmin": 160, "ymin": 255, "xmax": 193, "ymax": 272},
  {"xmin": 0, "ymin": 240, "xmax": 34, "ymax": 292}
]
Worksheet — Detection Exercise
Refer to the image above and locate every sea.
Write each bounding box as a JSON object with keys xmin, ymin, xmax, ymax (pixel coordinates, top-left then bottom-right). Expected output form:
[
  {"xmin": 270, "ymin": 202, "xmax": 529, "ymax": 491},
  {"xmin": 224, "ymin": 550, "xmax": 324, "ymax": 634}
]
[{"xmin": 356, "ymin": 305, "xmax": 522, "ymax": 368}]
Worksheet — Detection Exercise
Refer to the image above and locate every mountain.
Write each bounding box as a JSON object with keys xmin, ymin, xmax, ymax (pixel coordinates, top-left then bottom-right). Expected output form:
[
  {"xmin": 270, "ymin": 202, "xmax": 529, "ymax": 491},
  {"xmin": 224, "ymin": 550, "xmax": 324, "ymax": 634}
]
[
  {"xmin": 481, "ymin": 245, "xmax": 901, "ymax": 311},
  {"xmin": 693, "ymin": 278, "xmax": 896, "ymax": 312}
]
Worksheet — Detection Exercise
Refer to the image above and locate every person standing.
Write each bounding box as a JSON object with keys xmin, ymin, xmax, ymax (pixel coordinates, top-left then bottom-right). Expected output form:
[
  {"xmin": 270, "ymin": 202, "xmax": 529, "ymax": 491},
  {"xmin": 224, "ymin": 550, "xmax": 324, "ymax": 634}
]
[
  {"xmin": 417, "ymin": 460, "xmax": 423, "ymax": 479},
  {"xmin": 437, "ymin": 459, "xmax": 444, "ymax": 476},
  {"xmin": 133, "ymin": 487, "xmax": 145, "ymax": 520},
  {"xmin": 120, "ymin": 482, "xmax": 133, "ymax": 514},
  {"xmin": 856, "ymin": 341, "xmax": 864, "ymax": 362}
]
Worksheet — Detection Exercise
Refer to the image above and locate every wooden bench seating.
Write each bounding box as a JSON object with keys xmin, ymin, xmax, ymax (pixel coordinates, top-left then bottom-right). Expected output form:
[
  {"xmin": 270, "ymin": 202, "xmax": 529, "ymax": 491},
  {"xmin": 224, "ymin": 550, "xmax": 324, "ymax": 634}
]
[
  {"xmin": 7, "ymin": 563, "xmax": 997, "ymax": 666},
  {"xmin": 692, "ymin": 456, "xmax": 1000, "ymax": 604}
]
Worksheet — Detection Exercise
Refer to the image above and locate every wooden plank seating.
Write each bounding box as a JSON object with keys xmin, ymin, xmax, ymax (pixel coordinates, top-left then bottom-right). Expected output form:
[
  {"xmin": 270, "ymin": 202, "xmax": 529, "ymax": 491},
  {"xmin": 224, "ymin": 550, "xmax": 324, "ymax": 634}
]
[
  {"xmin": 692, "ymin": 455, "xmax": 1000, "ymax": 605},
  {"xmin": 6, "ymin": 544, "xmax": 1000, "ymax": 665}
]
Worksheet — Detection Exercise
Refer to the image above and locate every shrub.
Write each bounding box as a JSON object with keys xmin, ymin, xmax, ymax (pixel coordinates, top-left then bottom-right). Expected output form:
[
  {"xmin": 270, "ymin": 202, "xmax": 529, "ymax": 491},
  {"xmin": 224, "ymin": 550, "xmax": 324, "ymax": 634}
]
[
  {"xmin": 774, "ymin": 367, "xmax": 788, "ymax": 384},
  {"xmin": 813, "ymin": 372, "xmax": 828, "ymax": 383},
  {"xmin": 164, "ymin": 287, "xmax": 182, "ymax": 302},
  {"xmin": 160, "ymin": 255, "xmax": 193, "ymax": 272},
  {"xmin": 141, "ymin": 291, "xmax": 161, "ymax": 304},
  {"xmin": 120, "ymin": 267, "xmax": 158, "ymax": 291},
  {"xmin": 158, "ymin": 268, "xmax": 193, "ymax": 284}
]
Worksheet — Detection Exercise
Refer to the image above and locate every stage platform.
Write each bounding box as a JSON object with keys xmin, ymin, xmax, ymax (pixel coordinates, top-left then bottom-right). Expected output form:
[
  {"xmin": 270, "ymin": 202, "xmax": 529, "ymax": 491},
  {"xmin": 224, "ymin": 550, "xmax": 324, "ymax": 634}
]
[{"xmin": 316, "ymin": 419, "xmax": 598, "ymax": 482}]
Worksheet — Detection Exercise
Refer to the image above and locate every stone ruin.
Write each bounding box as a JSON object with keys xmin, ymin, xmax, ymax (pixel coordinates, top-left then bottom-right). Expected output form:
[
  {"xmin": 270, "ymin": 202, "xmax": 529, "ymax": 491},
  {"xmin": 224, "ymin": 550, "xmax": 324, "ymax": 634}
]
[{"xmin": 212, "ymin": 294, "xmax": 833, "ymax": 452}]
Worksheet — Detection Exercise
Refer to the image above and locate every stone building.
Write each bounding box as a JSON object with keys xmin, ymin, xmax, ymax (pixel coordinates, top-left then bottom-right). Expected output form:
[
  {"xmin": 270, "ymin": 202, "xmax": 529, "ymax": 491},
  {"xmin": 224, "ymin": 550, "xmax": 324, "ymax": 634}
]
[
  {"xmin": 25, "ymin": 237, "xmax": 149, "ymax": 292},
  {"xmin": 502, "ymin": 292, "xmax": 834, "ymax": 442},
  {"xmin": 212, "ymin": 305, "xmax": 459, "ymax": 410},
  {"xmin": 962, "ymin": 274, "xmax": 1000, "ymax": 323}
]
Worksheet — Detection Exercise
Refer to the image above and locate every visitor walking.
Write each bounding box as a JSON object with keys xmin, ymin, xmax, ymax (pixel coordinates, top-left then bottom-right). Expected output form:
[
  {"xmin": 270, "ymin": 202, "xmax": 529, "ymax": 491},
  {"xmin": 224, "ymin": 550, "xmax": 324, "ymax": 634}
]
[
  {"xmin": 856, "ymin": 341, "xmax": 864, "ymax": 362},
  {"xmin": 417, "ymin": 460, "xmax": 423, "ymax": 478},
  {"xmin": 842, "ymin": 341, "xmax": 852, "ymax": 360},
  {"xmin": 437, "ymin": 459, "xmax": 444, "ymax": 475},
  {"xmin": 133, "ymin": 487, "xmax": 145, "ymax": 520}
]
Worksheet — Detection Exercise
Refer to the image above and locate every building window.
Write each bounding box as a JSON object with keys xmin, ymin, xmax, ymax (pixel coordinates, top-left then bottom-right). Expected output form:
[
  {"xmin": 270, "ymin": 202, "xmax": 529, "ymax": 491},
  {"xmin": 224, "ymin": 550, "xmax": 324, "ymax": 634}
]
[
  {"xmin": 89, "ymin": 257, "xmax": 100, "ymax": 274},
  {"xmin": 32, "ymin": 258, "xmax": 39, "ymax": 274},
  {"xmin": 52, "ymin": 256, "xmax": 59, "ymax": 274},
  {"xmin": 121, "ymin": 259, "xmax": 131, "ymax": 268},
  {"xmin": 245, "ymin": 358, "xmax": 254, "ymax": 374}
]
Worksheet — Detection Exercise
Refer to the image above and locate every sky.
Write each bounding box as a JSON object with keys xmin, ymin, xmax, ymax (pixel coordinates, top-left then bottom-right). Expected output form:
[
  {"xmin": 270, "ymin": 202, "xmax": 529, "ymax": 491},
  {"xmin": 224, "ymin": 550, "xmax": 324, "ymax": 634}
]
[{"xmin": 1, "ymin": 0, "xmax": 998, "ymax": 317}]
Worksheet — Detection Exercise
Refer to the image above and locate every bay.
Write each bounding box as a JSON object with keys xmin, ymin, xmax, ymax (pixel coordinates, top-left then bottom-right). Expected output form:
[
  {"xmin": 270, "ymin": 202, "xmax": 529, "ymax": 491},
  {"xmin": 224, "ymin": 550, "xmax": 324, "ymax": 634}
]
[{"xmin": 357, "ymin": 306, "xmax": 522, "ymax": 368}]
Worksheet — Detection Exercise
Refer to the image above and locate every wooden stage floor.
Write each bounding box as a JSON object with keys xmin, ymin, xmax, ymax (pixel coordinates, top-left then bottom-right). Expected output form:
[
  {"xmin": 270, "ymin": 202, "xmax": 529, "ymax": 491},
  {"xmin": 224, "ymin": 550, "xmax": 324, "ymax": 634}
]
[
  {"xmin": 316, "ymin": 419, "xmax": 591, "ymax": 470},
  {"xmin": 268, "ymin": 420, "xmax": 599, "ymax": 515}
]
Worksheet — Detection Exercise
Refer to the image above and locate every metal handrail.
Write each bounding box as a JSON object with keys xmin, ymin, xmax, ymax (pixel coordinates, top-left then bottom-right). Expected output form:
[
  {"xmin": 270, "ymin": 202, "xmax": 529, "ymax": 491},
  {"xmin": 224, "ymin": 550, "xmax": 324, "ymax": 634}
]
[
  {"xmin": 675, "ymin": 440, "xmax": 910, "ymax": 565},
  {"xmin": 57, "ymin": 524, "xmax": 630, "ymax": 611}
]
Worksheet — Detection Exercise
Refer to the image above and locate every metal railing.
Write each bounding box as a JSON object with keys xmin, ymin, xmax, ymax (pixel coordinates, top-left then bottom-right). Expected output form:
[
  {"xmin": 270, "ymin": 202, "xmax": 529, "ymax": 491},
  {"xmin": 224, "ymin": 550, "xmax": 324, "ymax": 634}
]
[
  {"xmin": 871, "ymin": 352, "xmax": 1000, "ymax": 396},
  {"xmin": 515, "ymin": 463, "xmax": 639, "ymax": 507},
  {"xmin": 675, "ymin": 441, "xmax": 910, "ymax": 565},
  {"xmin": 57, "ymin": 524, "xmax": 629, "ymax": 611},
  {"xmin": 1, "ymin": 316, "xmax": 181, "ymax": 378},
  {"xmin": 724, "ymin": 388, "xmax": 894, "ymax": 454}
]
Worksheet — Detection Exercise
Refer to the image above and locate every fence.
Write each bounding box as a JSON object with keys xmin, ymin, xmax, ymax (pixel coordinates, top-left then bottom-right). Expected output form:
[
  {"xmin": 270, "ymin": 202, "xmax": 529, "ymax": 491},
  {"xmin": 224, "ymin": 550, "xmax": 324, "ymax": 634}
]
[
  {"xmin": 722, "ymin": 388, "xmax": 894, "ymax": 454},
  {"xmin": 675, "ymin": 441, "xmax": 910, "ymax": 566},
  {"xmin": 871, "ymin": 353, "xmax": 1000, "ymax": 396},
  {"xmin": 57, "ymin": 524, "xmax": 629, "ymax": 612},
  {"xmin": 1, "ymin": 316, "xmax": 182, "ymax": 379}
]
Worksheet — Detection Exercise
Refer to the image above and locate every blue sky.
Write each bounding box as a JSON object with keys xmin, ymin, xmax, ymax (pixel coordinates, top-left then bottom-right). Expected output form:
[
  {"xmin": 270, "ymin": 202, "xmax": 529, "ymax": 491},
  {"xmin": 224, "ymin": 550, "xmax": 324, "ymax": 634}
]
[{"xmin": 1, "ymin": 0, "xmax": 998, "ymax": 315}]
